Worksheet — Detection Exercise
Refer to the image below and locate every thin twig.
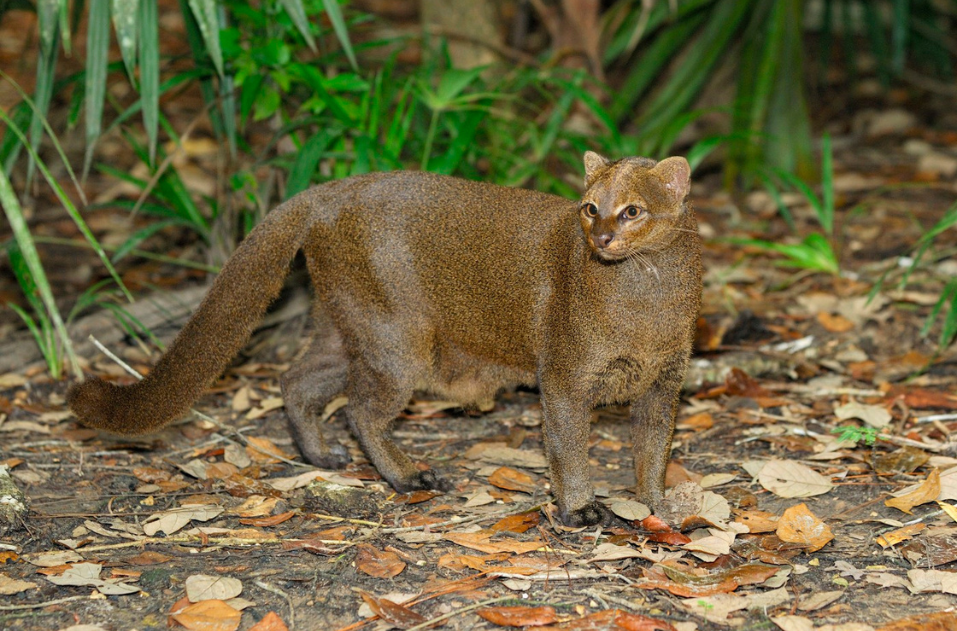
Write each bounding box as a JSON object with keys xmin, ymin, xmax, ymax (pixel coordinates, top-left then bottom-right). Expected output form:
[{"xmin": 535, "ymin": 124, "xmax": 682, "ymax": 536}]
[
  {"xmin": 254, "ymin": 580, "xmax": 297, "ymax": 631},
  {"xmin": 0, "ymin": 596, "xmax": 93, "ymax": 611}
]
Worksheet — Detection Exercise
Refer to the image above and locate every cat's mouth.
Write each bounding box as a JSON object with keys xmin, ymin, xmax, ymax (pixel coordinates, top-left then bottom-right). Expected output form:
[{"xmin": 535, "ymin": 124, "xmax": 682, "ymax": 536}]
[{"xmin": 592, "ymin": 245, "xmax": 632, "ymax": 262}]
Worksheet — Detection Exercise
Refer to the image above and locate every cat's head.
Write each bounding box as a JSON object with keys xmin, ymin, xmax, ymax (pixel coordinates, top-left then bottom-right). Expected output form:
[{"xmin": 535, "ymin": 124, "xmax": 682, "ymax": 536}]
[{"xmin": 578, "ymin": 152, "xmax": 692, "ymax": 261}]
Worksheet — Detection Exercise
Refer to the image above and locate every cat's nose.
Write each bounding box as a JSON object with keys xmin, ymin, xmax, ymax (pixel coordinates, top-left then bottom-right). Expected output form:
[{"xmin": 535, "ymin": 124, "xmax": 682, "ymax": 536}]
[{"xmin": 594, "ymin": 233, "xmax": 614, "ymax": 248}]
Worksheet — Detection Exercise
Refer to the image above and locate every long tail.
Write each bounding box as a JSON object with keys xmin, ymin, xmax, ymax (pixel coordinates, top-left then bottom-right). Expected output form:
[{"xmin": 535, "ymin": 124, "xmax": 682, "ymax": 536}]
[{"xmin": 68, "ymin": 195, "xmax": 313, "ymax": 434}]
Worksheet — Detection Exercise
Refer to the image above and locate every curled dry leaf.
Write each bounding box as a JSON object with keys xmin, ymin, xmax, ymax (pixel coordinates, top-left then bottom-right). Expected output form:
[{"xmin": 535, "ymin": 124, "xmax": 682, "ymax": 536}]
[
  {"xmin": 885, "ymin": 469, "xmax": 940, "ymax": 514},
  {"xmin": 476, "ymin": 605, "xmax": 558, "ymax": 627},
  {"xmin": 355, "ymin": 544, "xmax": 406, "ymax": 579},
  {"xmin": 185, "ymin": 574, "xmax": 243, "ymax": 602},
  {"xmin": 758, "ymin": 460, "xmax": 833, "ymax": 498},
  {"xmin": 875, "ymin": 523, "xmax": 926, "ymax": 548},
  {"xmin": 776, "ymin": 503, "xmax": 833, "ymax": 552},
  {"xmin": 45, "ymin": 562, "xmax": 139, "ymax": 595}
]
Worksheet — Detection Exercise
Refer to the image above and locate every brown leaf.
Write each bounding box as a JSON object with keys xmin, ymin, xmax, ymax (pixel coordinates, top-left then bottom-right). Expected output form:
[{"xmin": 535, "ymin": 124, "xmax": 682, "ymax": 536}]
[
  {"xmin": 735, "ymin": 510, "xmax": 779, "ymax": 534},
  {"xmin": 876, "ymin": 523, "xmax": 926, "ymax": 548},
  {"xmin": 169, "ymin": 599, "xmax": 242, "ymax": 631},
  {"xmin": 359, "ymin": 592, "xmax": 427, "ymax": 628},
  {"xmin": 245, "ymin": 436, "xmax": 292, "ymax": 464},
  {"xmin": 126, "ymin": 551, "xmax": 172, "ymax": 565},
  {"xmin": 355, "ymin": 545, "xmax": 406, "ymax": 579},
  {"xmin": 871, "ymin": 447, "xmax": 930, "ymax": 475},
  {"xmin": 876, "ymin": 610, "xmax": 957, "ymax": 631},
  {"xmin": 884, "ymin": 386, "xmax": 957, "ymax": 410},
  {"xmin": 248, "ymin": 611, "xmax": 288, "ymax": 631},
  {"xmin": 676, "ymin": 412, "xmax": 713, "ymax": 431},
  {"xmin": 548, "ymin": 609, "xmax": 676, "ymax": 631},
  {"xmin": 489, "ymin": 511, "xmax": 540, "ymax": 534},
  {"xmin": 886, "ymin": 469, "xmax": 941, "ymax": 514},
  {"xmin": 397, "ymin": 490, "xmax": 443, "ymax": 504},
  {"xmin": 476, "ymin": 605, "xmax": 558, "ymax": 627},
  {"xmin": 776, "ymin": 503, "xmax": 833, "ymax": 552},
  {"xmin": 239, "ymin": 511, "xmax": 296, "ymax": 527},
  {"xmin": 488, "ymin": 467, "xmax": 538, "ymax": 493},
  {"xmin": 816, "ymin": 311, "xmax": 855, "ymax": 332},
  {"xmin": 132, "ymin": 466, "xmax": 172, "ymax": 483},
  {"xmin": 444, "ymin": 532, "xmax": 543, "ymax": 555}
]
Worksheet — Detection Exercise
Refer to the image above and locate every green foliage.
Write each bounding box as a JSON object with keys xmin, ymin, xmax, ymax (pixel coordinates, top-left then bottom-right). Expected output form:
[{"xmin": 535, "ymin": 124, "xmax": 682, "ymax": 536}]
[
  {"xmin": 735, "ymin": 135, "xmax": 840, "ymax": 275},
  {"xmin": 831, "ymin": 425, "xmax": 879, "ymax": 447}
]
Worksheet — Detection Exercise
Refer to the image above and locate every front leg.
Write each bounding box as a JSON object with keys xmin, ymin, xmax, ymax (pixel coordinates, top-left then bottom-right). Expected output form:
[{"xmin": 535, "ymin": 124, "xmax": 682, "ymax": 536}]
[
  {"xmin": 540, "ymin": 391, "xmax": 612, "ymax": 527},
  {"xmin": 630, "ymin": 356, "xmax": 686, "ymax": 512}
]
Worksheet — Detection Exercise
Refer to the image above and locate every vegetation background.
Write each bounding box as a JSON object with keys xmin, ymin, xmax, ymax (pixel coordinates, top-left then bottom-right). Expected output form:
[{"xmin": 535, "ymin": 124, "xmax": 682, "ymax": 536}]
[{"xmin": 0, "ymin": 0, "xmax": 954, "ymax": 386}]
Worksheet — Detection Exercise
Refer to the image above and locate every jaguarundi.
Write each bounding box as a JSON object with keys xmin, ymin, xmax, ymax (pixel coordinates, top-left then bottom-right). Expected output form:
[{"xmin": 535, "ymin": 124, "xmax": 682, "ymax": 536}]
[{"xmin": 68, "ymin": 152, "xmax": 703, "ymax": 527}]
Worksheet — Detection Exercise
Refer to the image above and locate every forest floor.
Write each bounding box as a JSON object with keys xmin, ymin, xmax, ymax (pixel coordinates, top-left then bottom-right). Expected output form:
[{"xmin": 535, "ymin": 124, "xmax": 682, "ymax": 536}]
[{"xmin": 2, "ymin": 20, "xmax": 957, "ymax": 631}]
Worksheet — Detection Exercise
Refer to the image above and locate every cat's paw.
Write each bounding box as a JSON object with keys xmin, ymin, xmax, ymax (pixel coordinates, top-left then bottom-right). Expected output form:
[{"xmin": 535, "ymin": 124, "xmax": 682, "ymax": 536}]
[
  {"xmin": 393, "ymin": 469, "xmax": 452, "ymax": 493},
  {"xmin": 560, "ymin": 501, "xmax": 615, "ymax": 528},
  {"xmin": 303, "ymin": 444, "xmax": 351, "ymax": 470}
]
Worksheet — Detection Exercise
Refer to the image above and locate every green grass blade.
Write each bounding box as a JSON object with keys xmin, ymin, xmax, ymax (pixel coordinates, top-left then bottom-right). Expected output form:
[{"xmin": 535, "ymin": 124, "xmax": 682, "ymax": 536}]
[
  {"xmin": 0, "ymin": 166, "xmax": 80, "ymax": 379},
  {"xmin": 0, "ymin": 108, "xmax": 134, "ymax": 302},
  {"xmin": 279, "ymin": 0, "xmax": 317, "ymax": 52},
  {"xmin": 83, "ymin": 0, "xmax": 110, "ymax": 180},
  {"xmin": 321, "ymin": 0, "xmax": 358, "ymax": 70},
  {"xmin": 28, "ymin": 0, "xmax": 60, "ymax": 184},
  {"xmin": 139, "ymin": 0, "xmax": 159, "ymax": 165},
  {"xmin": 186, "ymin": 0, "xmax": 224, "ymax": 77},
  {"xmin": 286, "ymin": 129, "xmax": 337, "ymax": 198},
  {"xmin": 112, "ymin": 0, "xmax": 139, "ymax": 82},
  {"xmin": 820, "ymin": 134, "xmax": 834, "ymax": 234}
]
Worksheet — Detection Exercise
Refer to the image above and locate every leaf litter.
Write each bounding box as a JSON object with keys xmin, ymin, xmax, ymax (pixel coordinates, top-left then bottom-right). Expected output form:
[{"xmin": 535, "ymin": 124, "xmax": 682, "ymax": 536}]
[{"xmin": 3, "ymin": 114, "xmax": 957, "ymax": 631}]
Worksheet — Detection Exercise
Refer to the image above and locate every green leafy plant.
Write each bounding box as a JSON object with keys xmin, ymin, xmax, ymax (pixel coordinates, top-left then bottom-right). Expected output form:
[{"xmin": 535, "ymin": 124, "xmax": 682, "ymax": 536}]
[
  {"xmin": 831, "ymin": 425, "xmax": 879, "ymax": 447},
  {"xmin": 735, "ymin": 135, "xmax": 840, "ymax": 275}
]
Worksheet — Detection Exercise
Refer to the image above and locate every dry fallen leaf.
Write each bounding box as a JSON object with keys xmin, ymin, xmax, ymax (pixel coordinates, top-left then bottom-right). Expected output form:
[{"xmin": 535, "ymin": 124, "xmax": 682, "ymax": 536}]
[
  {"xmin": 444, "ymin": 531, "xmax": 544, "ymax": 555},
  {"xmin": 358, "ymin": 592, "xmax": 427, "ymax": 627},
  {"xmin": 476, "ymin": 605, "xmax": 558, "ymax": 627},
  {"xmin": 45, "ymin": 562, "xmax": 139, "ymax": 595},
  {"xmin": 0, "ymin": 573, "xmax": 37, "ymax": 595},
  {"xmin": 876, "ymin": 610, "xmax": 957, "ymax": 631},
  {"xmin": 169, "ymin": 599, "xmax": 242, "ymax": 631},
  {"xmin": 355, "ymin": 544, "xmax": 406, "ymax": 579},
  {"xmin": 609, "ymin": 499, "xmax": 651, "ymax": 522},
  {"xmin": 185, "ymin": 574, "xmax": 243, "ymax": 602},
  {"xmin": 488, "ymin": 467, "xmax": 538, "ymax": 493},
  {"xmin": 551, "ymin": 608, "xmax": 676, "ymax": 630},
  {"xmin": 245, "ymin": 436, "xmax": 292, "ymax": 463},
  {"xmin": 875, "ymin": 523, "xmax": 926, "ymax": 548},
  {"xmin": 247, "ymin": 611, "xmax": 289, "ymax": 631},
  {"xmin": 886, "ymin": 469, "xmax": 941, "ymax": 514},
  {"xmin": 776, "ymin": 503, "xmax": 833, "ymax": 552},
  {"xmin": 758, "ymin": 460, "xmax": 833, "ymax": 498},
  {"xmin": 143, "ymin": 504, "xmax": 224, "ymax": 536},
  {"xmin": 835, "ymin": 401, "xmax": 892, "ymax": 428},
  {"xmin": 907, "ymin": 569, "xmax": 957, "ymax": 595}
]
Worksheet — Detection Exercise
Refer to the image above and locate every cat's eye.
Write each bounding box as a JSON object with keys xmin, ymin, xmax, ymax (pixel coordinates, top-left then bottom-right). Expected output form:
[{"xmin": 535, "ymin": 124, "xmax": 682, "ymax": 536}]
[
  {"xmin": 581, "ymin": 203, "xmax": 598, "ymax": 218},
  {"xmin": 622, "ymin": 205, "xmax": 643, "ymax": 220}
]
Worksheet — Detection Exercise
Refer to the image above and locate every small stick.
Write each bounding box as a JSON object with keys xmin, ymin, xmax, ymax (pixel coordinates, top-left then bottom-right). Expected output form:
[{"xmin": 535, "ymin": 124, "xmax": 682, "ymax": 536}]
[
  {"xmin": 0, "ymin": 596, "xmax": 92, "ymax": 611},
  {"xmin": 254, "ymin": 580, "xmax": 297, "ymax": 631}
]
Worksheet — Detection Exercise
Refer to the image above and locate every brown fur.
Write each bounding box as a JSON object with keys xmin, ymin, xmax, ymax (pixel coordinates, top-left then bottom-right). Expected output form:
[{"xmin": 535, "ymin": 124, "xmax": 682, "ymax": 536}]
[{"xmin": 68, "ymin": 152, "xmax": 702, "ymax": 527}]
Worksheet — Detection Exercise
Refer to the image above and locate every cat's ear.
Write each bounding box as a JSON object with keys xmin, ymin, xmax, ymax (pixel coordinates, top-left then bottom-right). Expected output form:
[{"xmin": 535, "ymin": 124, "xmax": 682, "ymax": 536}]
[
  {"xmin": 583, "ymin": 151, "xmax": 610, "ymax": 187},
  {"xmin": 654, "ymin": 156, "xmax": 691, "ymax": 202}
]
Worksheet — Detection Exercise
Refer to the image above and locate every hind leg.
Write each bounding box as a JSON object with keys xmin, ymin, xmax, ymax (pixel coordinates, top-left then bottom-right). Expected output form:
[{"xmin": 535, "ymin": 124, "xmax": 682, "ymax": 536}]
[
  {"xmin": 345, "ymin": 358, "xmax": 451, "ymax": 493},
  {"xmin": 281, "ymin": 327, "xmax": 350, "ymax": 468}
]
